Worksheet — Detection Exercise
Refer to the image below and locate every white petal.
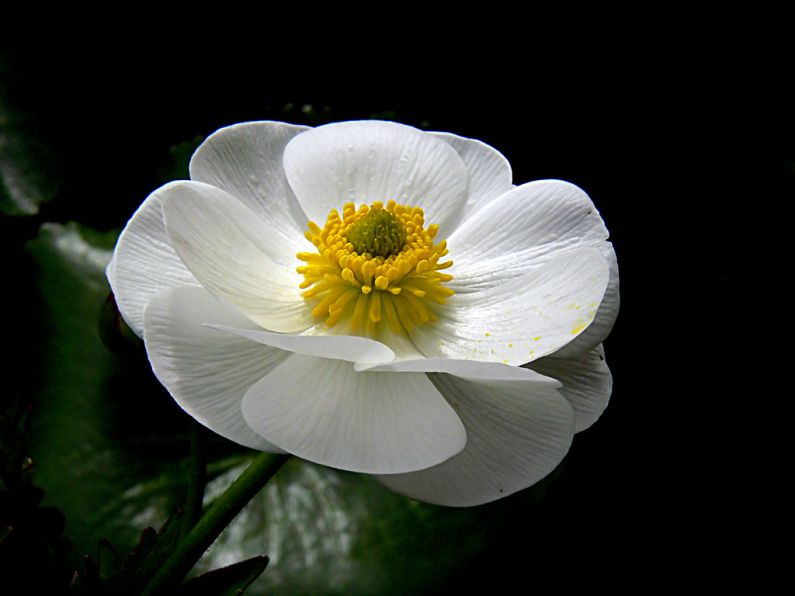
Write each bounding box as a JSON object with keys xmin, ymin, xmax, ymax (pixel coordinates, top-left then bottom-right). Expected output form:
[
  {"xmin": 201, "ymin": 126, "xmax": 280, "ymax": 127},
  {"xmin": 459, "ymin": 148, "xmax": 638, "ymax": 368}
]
[
  {"xmin": 375, "ymin": 373, "xmax": 574, "ymax": 506},
  {"xmin": 448, "ymin": 179, "xmax": 610, "ymax": 293},
  {"xmin": 241, "ymin": 355, "xmax": 466, "ymax": 474},
  {"xmin": 552, "ymin": 243, "xmax": 619, "ymax": 358},
  {"xmin": 143, "ymin": 286, "xmax": 288, "ymax": 451},
  {"xmin": 429, "ymin": 131, "xmax": 512, "ymax": 219},
  {"xmin": 283, "ymin": 120, "xmax": 469, "ymax": 237},
  {"xmin": 160, "ymin": 180, "xmax": 315, "ymax": 332},
  {"xmin": 107, "ymin": 182, "xmax": 200, "ymax": 337},
  {"xmin": 412, "ymin": 247, "xmax": 610, "ymax": 365},
  {"xmin": 208, "ymin": 324, "xmax": 394, "ymax": 365},
  {"xmin": 189, "ymin": 121, "xmax": 310, "ymax": 264},
  {"xmin": 528, "ymin": 344, "xmax": 613, "ymax": 432},
  {"xmin": 359, "ymin": 357, "xmax": 561, "ymax": 385}
]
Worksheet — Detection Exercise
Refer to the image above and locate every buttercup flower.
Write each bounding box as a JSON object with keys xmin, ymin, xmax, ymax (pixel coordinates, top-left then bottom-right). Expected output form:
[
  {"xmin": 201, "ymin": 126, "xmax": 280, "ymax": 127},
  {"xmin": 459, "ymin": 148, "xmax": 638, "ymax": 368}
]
[{"xmin": 107, "ymin": 120, "xmax": 619, "ymax": 506}]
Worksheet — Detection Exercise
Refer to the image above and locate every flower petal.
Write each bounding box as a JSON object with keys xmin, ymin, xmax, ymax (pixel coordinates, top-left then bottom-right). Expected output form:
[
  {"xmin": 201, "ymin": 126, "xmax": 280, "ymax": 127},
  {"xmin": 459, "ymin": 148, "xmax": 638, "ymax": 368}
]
[
  {"xmin": 283, "ymin": 120, "xmax": 469, "ymax": 237},
  {"xmin": 207, "ymin": 324, "xmax": 394, "ymax": 365},
  {"xmin": 358, "ymin": 357, "xmax": 560, "ymax": 384},
  {"xmin": 527, "ymin": 344, "xmax": 613, "ymax": 432},
  {"xmin": 375, "ymin": 373, "xmax": 574, "ymax": 506},
  {"xmin": 429, "ymin": 131, "xmax": 512, "ymax": 219},
  {"xmin": 143, "ymin": 286, "xmax": 289, "ymax": 451},
  {"xmin": 106, "ymin": 182, "xmax": 200, "ymax": 337},
  {"xmin": 160, "ymin": 180, "xmax": 315, "ymax": 332},
  {"xmin": 448, "ymin": 179, "xmax": 610, "ymax": 293},
  {"xmin": 241, "ymin": 355, "xmax": 467, "ymax": 474},
  {"xmin": 189, "ymin": 120, "xmax": 310, "ymax": 264},
  {"xmin": 411, "ymin": 247, "xmax": 610, "ymax": 365},
  {"xmin": 552, "ymin": 243, "xmax": 619, "ymax": 358}
]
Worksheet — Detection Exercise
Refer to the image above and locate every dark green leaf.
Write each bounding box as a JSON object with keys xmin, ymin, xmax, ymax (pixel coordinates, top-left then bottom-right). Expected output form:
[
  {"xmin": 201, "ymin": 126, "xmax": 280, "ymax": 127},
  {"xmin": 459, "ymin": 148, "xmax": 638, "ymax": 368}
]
[
  {"xmin": 97, "ymin": 539, "xmax": 121, "ymax": 581},
  {"xmin": 191, "ymin": 458, "xmax": 557, "ymax": 595},
  {"xmin": 178, "ymin": 555, "xmax": 269, "ymax": 596},
  {"xmin": 25, "ymin": 222, "xmax": 191, "ymax": 554},
  {"xmin": 0, "ymin": 86, "xmax": 63, "ymax": 216}
]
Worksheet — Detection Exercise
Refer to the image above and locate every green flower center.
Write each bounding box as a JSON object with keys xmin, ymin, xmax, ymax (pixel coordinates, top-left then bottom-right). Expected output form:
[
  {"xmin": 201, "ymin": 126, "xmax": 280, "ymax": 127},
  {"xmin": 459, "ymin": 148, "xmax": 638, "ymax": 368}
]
[{"xmin": 345, "ymin": 206, "xmax": 407, "ymax": 258}]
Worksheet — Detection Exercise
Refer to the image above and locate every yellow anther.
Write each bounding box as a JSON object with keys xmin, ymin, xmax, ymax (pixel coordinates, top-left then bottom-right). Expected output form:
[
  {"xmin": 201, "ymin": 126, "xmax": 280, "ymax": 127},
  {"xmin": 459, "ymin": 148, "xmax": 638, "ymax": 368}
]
[
  {"xmin": 375, "ymin": 275, "xmax": 389, "ymax": 290},
  {"xmin": 362, "ymin": 261, "xmax": 377, "ymax": 278},
  {"xmin": 341, "ymin": 268, "xmax": 357, "ymax": 285}
]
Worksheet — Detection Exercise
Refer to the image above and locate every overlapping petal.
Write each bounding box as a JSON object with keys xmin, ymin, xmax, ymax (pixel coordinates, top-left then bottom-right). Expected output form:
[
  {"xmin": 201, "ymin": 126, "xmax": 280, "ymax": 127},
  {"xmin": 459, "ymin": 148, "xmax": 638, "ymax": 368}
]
[
  {"xmin": 528, "ymin": 344, "xmax": 613, "ymax": 432},
  {"xmin": 241, "ymin": 354, "xmax": 467, "ymax": 474},
  {"xmin": 447, "ymin": 179, "xmax": 610, "ymax": 293},
  {"xmin": 283, "ymin": 120, "xmax": 469, "ymax": 237},
  {"xmin": 429, "ymin": 131, "xmax": 513, "ymax": 220},
  {"xmin": 410, "ymin": 247, "xmax": 609, "ymax": 365},
  {"xmin": 445, "ymin": 179, "xmax": 619, "ymax": 357},
  {"xmin": 552, "ymin": 244, "xmax": 619, "ymax": 358},
  {"xmin": 375, "ymin": 373, "xmax": 574, "ymax": 506},
  {"xmin": 106, "ymin": 182, "xmax": 200, "ymax": 336},
  {"xmin": 359, "ymin": 356, "xmax": 560, "ymax": 383},
  {"xmin": 160, "ymin": 180, "xmax": 315, "ymax": 332},
  {"xmin": 189, "ymin": 121, "xmax": 310, "ymax": 267},
  {"xmin": 208, "ymin": 324, "xmax": 394, "ymax": 365},
  {"xmin": 143, "ymin": 286, "xmax": 288, "ymax": 451}
]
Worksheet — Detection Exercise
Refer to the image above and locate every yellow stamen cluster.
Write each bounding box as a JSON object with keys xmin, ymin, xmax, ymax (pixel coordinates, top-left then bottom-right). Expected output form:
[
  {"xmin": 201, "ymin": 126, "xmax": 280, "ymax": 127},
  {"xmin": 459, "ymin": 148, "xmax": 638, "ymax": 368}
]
[{"xmin": 297, "ymin": 200, "xmax": 454, "ymax": 336}]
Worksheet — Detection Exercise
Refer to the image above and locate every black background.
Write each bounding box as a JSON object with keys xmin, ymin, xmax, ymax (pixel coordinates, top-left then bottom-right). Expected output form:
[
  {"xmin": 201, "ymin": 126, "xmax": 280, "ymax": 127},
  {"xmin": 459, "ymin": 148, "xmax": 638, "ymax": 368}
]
[{"xmin": 1, "ymin": 25, "xmax": 782, "ymax": 591}]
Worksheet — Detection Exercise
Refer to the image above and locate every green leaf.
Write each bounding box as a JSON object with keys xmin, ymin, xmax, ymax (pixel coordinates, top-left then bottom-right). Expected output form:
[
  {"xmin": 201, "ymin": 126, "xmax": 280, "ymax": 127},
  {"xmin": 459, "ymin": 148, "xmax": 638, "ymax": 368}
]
[
  {"xmin": 177, "ymin": 556, "xmax": 269, "ymax": 596},
  {"xmin": 192, "ymin": 458, "xmax": 557, "ymax": 595},
  {"xmin": 25, "ymin": 222, "xmax": 191, "ymax": 554},
  {"xmin": 0, "ymin": 86, "xmax": 63, "ymax": 216},
  {"xmin": 97, "ymin": 538, "xmax": 122, "ymax": 580}
]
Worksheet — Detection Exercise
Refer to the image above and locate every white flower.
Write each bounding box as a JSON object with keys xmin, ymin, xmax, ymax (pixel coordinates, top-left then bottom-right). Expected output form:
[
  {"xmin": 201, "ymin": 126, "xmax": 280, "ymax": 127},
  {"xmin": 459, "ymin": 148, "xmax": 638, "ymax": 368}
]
[{"xmin": 107, "ymin": 120, "xmax": 619, "ymax": 507}]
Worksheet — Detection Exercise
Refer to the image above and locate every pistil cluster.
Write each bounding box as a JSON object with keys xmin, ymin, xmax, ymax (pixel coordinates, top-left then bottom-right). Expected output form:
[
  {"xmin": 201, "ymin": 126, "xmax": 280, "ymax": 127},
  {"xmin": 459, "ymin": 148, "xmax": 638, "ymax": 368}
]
[{"xmin": 297, "ymin": 200, "xmax": 454, "ymax": 335}]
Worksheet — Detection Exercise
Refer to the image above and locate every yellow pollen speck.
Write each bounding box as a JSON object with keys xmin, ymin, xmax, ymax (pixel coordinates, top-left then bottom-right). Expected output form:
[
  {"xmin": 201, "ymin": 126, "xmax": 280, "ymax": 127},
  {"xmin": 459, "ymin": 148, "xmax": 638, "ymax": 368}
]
[
  {"xmin": 533, "ymin": 336, "xmax": 542, "ymax": 341},
  {"xmin": 297, "ymin": 200, "xmax": 454, "ymax": 336},
  {"xmin": 508, "ymin": 343, "xmax": 513, "ymax": 348},
  {"xmin": 485, "ymin": 332, "xmax": 491, "ymax": 337},
  {"xmin": 571, "ymin": 319, "xmax": 588, "ymax": 335}
]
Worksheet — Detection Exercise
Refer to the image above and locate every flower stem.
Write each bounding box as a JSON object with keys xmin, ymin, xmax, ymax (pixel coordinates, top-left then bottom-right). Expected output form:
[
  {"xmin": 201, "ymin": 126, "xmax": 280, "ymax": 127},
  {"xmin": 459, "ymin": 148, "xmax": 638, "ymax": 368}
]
[
  {"xmin": 182, "ymin": 422, "xmax": 207, "ymax": 535},
  {"xmin": 141, "ymin": 452, "xmax": 290, "ymax": 596}
]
